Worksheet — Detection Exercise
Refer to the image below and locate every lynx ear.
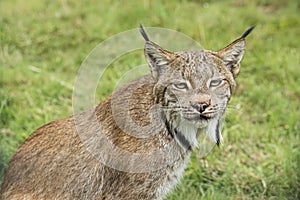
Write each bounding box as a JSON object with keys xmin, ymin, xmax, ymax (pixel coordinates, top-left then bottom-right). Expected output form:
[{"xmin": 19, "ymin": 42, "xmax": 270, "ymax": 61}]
[
  {"xmin": 140, "ymin": 25, "xmax": 176, "ymax": 81},
  {"xmin": 217, "ymin": 26, "xmax": 255, "ymax": 77}
]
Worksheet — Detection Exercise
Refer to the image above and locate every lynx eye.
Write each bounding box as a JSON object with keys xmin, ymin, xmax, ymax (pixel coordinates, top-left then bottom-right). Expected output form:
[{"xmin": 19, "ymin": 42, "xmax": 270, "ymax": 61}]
[
  {"xmin": 210, "ymin": 79, "xmax": 223, "ymax": 87},
  {"xmin": 173, "ymin": 82, "xmax": 188, "ymax": 90}
]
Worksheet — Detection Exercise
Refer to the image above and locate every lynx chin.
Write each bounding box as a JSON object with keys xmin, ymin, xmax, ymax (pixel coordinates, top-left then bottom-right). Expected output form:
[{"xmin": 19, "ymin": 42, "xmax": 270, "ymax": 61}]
[{"xmin": 0, "ymin": 25, "xmax": 254, "ymax": 200}]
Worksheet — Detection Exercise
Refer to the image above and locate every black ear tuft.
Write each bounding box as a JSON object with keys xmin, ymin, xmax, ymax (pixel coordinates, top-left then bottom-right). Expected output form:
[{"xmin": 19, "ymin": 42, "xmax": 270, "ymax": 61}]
[
  {"xmin": 241, "ymin": 26, "xmax": 255, "ymax": 39},
  {"xmin": 139, "ymin": 24, "xmax": 150, "ymax": 42}
]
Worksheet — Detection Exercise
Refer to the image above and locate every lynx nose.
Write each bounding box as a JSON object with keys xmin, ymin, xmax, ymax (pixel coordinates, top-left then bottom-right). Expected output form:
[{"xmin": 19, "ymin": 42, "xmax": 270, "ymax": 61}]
[{"xmin": 191, "ymin": 101, "xmax": 209, "ymax": 113}]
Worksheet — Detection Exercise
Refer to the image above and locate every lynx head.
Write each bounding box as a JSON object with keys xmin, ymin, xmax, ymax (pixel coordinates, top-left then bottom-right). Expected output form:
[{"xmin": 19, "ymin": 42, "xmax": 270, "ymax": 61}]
[{"xmin": 140, "ymin": 26, "xmax": 254, "ymax": 147}]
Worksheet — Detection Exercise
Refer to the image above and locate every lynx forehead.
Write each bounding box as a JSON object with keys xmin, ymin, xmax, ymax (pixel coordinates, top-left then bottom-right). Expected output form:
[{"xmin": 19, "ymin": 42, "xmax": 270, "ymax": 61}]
[{"xmin": 169, "ymin": 51, "xmax": 235, "ymax": 89}]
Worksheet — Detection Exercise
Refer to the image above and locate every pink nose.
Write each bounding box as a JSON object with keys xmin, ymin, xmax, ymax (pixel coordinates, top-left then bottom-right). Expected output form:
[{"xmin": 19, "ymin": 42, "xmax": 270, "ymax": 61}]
[{"xmin": 191, "ymin": 101, "xmax": 209, "ymax": 113}]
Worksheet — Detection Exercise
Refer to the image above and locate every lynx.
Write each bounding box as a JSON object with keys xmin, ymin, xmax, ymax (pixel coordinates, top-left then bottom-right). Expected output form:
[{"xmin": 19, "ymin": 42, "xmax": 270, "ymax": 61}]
[{"xmin": 0, "ymin": 26, "xmax": 254, "ymax": 200}]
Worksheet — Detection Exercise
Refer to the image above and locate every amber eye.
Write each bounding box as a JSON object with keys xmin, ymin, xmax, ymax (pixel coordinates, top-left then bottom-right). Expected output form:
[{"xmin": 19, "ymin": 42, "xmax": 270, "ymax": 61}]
[
  {"xmin": 210, "ymin": 79, "xmax": 223, "ymax": 87},
  {"xmin": 173, "ymin": 82, "xmax": 188, "ymax": 90}
]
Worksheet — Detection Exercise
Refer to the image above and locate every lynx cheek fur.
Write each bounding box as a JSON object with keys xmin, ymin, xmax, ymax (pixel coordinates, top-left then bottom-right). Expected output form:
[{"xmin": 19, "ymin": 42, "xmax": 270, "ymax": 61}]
[{"xmin": 0, "ymin": 26, "xmax": 254, "ymax": 200}]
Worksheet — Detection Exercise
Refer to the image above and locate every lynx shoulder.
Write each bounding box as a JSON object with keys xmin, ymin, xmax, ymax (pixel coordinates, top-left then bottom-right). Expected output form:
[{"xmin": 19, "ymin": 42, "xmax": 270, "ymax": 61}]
[{"xmin": 0, "ymin": 26, "xmax": 254, "ymax": 200}]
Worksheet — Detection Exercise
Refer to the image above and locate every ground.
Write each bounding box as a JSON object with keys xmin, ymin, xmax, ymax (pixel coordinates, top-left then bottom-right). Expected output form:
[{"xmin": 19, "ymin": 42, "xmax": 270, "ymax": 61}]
[{"xmin": 0, "ymin": 0, "xmax": 299, "ymax": 199}]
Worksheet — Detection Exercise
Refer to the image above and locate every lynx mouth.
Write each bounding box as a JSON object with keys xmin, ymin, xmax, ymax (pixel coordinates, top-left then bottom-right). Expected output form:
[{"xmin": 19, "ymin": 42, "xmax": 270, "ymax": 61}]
[
  {"xmin": 182, "ymin": 114, "xmax": 213, "ymax": 127},
  {"xmin": 186, "ymin": 115, "xmax": 210, "ymax": 121}
]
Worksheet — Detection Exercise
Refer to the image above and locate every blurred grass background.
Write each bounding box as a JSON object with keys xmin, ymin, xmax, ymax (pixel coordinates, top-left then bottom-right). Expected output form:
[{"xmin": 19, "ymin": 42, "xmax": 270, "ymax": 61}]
[{"xmin": 0, "ymin": 0, "xmax": 299, "ymax": 199}]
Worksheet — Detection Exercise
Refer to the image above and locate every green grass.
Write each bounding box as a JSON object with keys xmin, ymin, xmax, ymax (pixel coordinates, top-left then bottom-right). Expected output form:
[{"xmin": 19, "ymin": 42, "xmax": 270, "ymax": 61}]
[{"xmin": 1, "ymin": 0, "xmax": 299, "ymax": 199}]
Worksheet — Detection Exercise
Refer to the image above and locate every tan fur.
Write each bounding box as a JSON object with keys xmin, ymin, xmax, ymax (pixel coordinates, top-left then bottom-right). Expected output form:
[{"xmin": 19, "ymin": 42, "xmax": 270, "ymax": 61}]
[{"xmin": 0, "ymin": 27, "xmax": 253, "ymax": 200}]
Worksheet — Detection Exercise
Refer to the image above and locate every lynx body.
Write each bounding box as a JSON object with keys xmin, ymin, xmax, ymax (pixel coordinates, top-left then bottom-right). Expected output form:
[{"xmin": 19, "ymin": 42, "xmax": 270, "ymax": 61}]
[{"xmin": 0, "ymin": 26, "xmax": 254, "ymax": 200}]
